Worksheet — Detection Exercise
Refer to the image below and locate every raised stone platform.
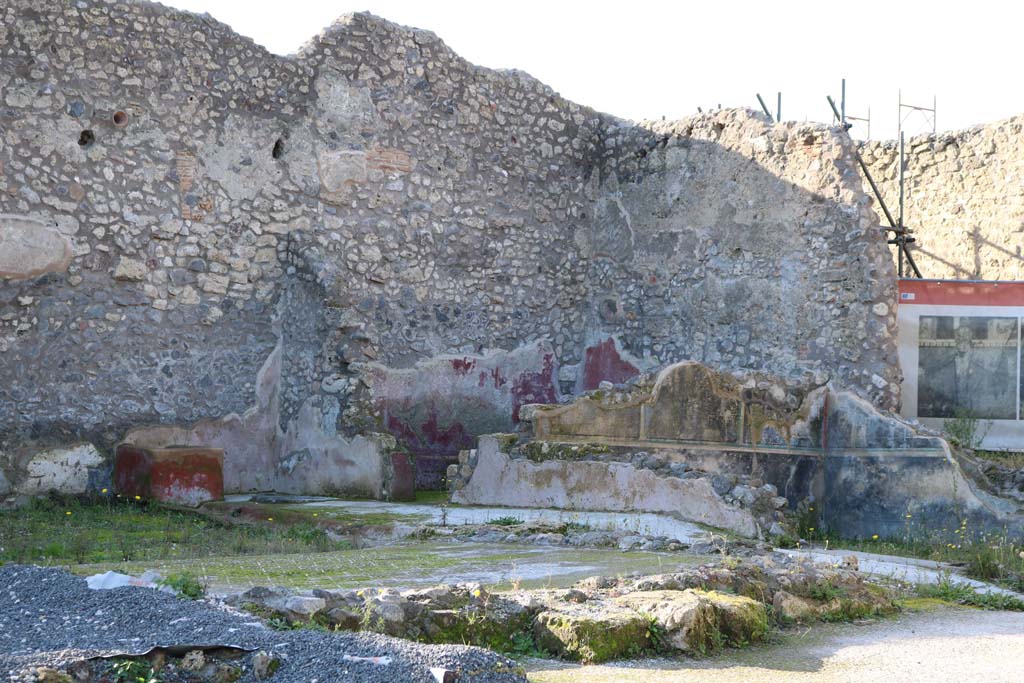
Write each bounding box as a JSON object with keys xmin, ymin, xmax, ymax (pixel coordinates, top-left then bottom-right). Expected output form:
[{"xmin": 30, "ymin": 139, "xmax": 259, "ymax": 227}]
[{"xmin": 451, "ymin": 362, "xmax": 1024, "ymax": 540}]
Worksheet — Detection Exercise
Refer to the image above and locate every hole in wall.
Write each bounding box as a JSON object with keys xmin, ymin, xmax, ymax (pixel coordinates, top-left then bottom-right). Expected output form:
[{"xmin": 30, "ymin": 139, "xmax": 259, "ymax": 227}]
[
  {"xmin": 112, "ymin": 110, "xmax": 129, "ymax": 127},
  {"xmin": 599, "ymin": 297, "xmax": 620, "ymax": 322},
  {"xmin": 272, "ymin": 138, "xmax": 285, "ymax": 159},
  {"xmin": 78, "ymin": 129, "xmax": 95, "ymax": 147}
]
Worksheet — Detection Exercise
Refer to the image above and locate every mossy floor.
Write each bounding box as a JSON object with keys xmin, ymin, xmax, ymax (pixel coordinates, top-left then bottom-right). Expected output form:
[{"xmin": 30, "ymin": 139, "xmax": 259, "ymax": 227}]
[
  {"xmin": 204, "ymin": 500, "xmax": 433, "ymax": 527},
  {"xmin": 3, "ymin": 496, "xmax": 707, "ymax": 594},
  {"xmin": 72, "ymin": 541, "xmax": 703, "ymax": 593}
]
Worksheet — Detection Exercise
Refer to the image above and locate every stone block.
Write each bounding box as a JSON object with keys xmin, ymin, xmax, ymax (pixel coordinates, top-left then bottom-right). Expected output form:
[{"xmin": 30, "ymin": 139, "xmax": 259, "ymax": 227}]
[
  {"xmin": 366, "ymin": 147, "xmax": 413, "ymax": 173},
  {"xmin": 0, "ymin": 215, "xmax": 73, "ymax": 279},
  {"xmin": 614, "ymin": 589, "xmax": 715, "ymax": 653},
  {"xmin": 114, "ymin": 444, "xmax": 224, "ymax": 506},
  {"xmin": 113, "ymin": 257, "xmax": 148, "ymax": 281},
  {"xmin": 533, "ymin": 605, "xmax": 650, "ymax": 663},
  {"xmin": 20, "ymin": 444, "xmax": 105, "ymax": 496}
]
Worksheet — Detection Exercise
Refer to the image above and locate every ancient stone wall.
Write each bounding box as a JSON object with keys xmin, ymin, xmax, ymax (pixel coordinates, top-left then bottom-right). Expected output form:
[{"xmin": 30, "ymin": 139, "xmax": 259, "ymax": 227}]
[
  {"xmin": 860, "ymin": 115, "xmax": 1024, "ymax": 280},
  {"xmin": 581, "ymin": 113, "xmax": 900, "ymax": 410},
  {"xmin": 0, "ymin": 0, "xmax": 900, "ymax": 496},
  {"xmin": 0, "ymin": 0, "xmax": 599, "ymax": 493}
]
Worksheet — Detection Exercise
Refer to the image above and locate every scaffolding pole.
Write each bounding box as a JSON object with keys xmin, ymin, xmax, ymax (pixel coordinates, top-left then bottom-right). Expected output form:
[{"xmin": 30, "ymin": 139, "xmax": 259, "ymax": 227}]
[{"xmin": 827, "ymin": 95, "xmax": 922, "ymax": 278}]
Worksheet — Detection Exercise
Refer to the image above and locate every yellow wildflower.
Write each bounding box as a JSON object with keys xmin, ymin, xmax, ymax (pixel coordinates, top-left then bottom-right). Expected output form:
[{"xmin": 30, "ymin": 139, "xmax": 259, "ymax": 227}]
[
  {"xmin": 65, "ymin": 511, "xmax": 72, "ymax": 516},
  {"xmin": 871, "ymin": 534, "xmax": 879, "ymax": 540}
]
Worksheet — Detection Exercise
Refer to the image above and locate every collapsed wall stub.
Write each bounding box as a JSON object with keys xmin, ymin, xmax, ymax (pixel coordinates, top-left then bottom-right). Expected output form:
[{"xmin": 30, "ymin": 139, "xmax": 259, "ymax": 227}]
[
  {"xmin": 451, "ymin": 362, "xmax": 1024, "ymax": 539},
  {"xmin": 0, "ymin": 0, "xmax": 899, "ymax": 498}
]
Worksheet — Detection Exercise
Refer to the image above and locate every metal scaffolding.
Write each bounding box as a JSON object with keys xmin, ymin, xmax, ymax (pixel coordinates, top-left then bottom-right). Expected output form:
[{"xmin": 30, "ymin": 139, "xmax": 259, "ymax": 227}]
[
  {"xmin": 898, "ymin": 90, "xmax": 936, "ymax": 138},
  {"xmin": 827, "ymin": 94, "xmax": 922, "ymax": 278}
]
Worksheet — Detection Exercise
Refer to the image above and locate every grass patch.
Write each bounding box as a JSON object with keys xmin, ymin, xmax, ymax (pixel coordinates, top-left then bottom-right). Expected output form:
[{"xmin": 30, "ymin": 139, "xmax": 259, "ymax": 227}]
[
  {"xmin": 975, "ymin": 450, "xmax": 1024, "ymax": 469},
  {"xmin": 490, "ymin": 516, "xmax": 525, "ymax": 527},
  {"xmin": 414, "ymin": 490, "xmax": 450, "ymax": 505},
  {"xmin": 0, "ymin": 495, "xmax": 351, "ymax": 567},
  {"xmin": 916, "ymin": 577, "xmax": 1024, "ymax": 611},
  {"xmin": 898, "ymin": 596, "xmax": 954, "ymax": 611},
  {"xmin": 156, "ymin": 571, "xmax": 205, "ymax": 599},
  {"xmin": 807, "ymin": 581, "xmax": 847, "ymax": 602},
  {"xmin": 820, "ymin": 528, "xmax": 1024, "ymax": 592}
]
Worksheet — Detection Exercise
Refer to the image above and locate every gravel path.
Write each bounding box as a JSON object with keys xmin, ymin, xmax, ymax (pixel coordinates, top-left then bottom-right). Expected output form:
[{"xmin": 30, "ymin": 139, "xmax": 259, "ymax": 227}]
[{"xmin": 0, "ymin": 565, "xmax": 526, "ymax": 683}]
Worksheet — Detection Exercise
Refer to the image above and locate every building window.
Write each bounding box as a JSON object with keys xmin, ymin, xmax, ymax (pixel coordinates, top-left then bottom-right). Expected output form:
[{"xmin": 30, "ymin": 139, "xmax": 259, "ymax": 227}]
[{"xmin": 918, "ymin": 315, "xmax": 1019, "ymax": 419}]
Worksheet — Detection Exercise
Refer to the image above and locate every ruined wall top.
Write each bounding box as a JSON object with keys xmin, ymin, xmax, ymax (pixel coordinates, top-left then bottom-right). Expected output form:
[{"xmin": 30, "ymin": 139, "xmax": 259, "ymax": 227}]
[{"xmin": 861, "ymin": 113, "xmax": 1024, "ymax": 280}]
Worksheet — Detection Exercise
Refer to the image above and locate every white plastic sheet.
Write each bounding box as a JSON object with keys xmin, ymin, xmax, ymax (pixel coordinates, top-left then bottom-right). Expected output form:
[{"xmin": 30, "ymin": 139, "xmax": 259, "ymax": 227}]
[{"xmin": 85, "ymin": 570, "xmax": 174, "ymax": 594}]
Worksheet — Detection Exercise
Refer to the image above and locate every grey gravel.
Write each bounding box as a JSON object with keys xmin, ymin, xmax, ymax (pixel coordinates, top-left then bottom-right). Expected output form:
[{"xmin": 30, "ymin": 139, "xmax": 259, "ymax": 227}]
[{"xmin": 0, "ymin": 565, "xmax": 526, "ymax": 683}]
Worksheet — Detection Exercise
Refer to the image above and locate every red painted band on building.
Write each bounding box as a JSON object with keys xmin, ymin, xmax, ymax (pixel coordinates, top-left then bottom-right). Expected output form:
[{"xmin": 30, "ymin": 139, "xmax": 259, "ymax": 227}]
[{"xmin": 898, "ymin": 279, "xmax": 1024, "ymax": 307}]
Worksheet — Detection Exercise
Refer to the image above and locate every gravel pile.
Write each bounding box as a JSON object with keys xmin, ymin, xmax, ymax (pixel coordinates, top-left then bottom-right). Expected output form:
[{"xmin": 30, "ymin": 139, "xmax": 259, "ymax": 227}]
[{"xmin": 0, "ymin": 565, "xmax": 526, "ymax": 683}]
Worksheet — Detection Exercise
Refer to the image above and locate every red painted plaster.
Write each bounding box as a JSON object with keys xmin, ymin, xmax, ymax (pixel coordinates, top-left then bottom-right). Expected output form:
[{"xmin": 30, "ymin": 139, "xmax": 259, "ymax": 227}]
[
  {"xmin": 511, "ymin": 352, "xmax": 558, "ymax": 422},
  {"xmin": 583, "ymin": 338, "xmax": 639, "ymax": 390}
]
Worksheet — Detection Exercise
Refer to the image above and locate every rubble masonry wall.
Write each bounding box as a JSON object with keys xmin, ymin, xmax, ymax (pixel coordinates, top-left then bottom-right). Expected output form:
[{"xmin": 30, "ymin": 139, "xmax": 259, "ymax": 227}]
[{"xmin": 0, "ymin": 0, "xmax": 898, "ymax": 495}]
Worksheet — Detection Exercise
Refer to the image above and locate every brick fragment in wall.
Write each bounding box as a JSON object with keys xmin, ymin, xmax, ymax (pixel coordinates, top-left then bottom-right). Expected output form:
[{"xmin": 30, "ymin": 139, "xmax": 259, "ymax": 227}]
[{"xmin": 366, "ymin": 148, "xmax": 414, "ymax": 173}]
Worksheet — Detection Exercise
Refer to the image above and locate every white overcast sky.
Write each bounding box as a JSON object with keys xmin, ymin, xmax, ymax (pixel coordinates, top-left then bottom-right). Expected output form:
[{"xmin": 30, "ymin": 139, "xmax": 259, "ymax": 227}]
[{"xmin": 162, "ymin": 0, "xmax": 1021, "ymax": 141}]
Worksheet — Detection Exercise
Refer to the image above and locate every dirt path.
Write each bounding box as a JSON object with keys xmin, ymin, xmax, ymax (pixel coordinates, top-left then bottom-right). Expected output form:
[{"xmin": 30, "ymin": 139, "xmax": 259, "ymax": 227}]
[{"xmin": 526, "ymin": 605, "xmax": 1024, "ymax": 683}]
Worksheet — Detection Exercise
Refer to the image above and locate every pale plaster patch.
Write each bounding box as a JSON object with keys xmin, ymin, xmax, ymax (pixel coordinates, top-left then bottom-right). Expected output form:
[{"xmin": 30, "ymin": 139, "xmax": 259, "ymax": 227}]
[{"xmin": 21, "ymin": 443, "xmax": 104, "ymax": 495}]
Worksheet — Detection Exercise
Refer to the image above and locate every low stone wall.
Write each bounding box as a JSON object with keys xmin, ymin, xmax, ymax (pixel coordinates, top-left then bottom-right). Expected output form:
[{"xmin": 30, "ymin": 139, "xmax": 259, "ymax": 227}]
[{"xmin": 450, "ymin": 435, "xmax": 760, "ymax": 537}]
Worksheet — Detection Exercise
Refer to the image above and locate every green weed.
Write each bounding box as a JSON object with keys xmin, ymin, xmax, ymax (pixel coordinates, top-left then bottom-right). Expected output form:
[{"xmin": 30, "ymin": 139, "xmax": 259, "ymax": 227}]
[
  {"xmin": 157, "ymin": 571, "xmax": 205, "ymax": 600},
  {"xmin": 489, "ymin": 516, "xmax": 525, "ymax": 527},
  {"xmin": 111, "ymin": 659, "xmax": 160, "ymax": 683},
  {"xmin": 0, "ymin": 495, "xmax": 349, "ymax": 567},
  {"xmin": 917, "ymin": 577, "xmax": 1024, "ymax": 611},
  {"xmin": 944, "ymin": 409, "xmax": 992, "ymax": 449}
]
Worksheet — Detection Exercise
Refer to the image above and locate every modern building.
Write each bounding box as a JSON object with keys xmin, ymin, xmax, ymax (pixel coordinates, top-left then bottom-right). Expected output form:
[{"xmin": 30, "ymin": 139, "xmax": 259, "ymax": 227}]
[{"xmin": 897, "ymin": 279, "xmax": 1024, "ymax": 450}]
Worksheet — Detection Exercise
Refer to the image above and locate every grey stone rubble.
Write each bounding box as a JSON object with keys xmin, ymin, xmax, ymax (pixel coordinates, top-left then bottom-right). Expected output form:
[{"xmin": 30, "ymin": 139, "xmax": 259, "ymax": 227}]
[
  {"xmin": 973, "ymin": 455, "xmax": 1024, "ymax": 503},
  {"xmin": 223, "ymin": 550, "xmax": 897, "ymax": 663},
  {"xmin": 0, "ymin": 565, "xmax": 525, "ymax": 683}
]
